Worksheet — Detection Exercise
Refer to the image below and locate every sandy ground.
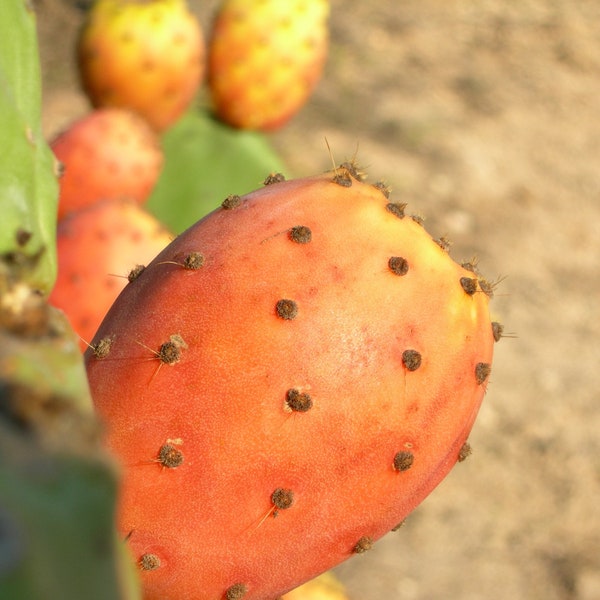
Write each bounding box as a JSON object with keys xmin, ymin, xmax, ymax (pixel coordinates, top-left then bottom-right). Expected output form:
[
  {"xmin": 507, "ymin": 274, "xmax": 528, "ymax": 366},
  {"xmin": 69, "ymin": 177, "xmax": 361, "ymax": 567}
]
[{"xmin": 37, "ymin": 1, "xmax": 600, "ymax": 599}]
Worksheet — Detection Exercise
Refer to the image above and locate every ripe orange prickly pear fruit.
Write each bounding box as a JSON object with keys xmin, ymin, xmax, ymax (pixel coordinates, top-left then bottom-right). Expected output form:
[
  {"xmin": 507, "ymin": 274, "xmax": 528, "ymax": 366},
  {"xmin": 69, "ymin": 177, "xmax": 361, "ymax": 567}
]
[
  {"xmin": 77, "ymin": 0, "xmax": 205, "ymax": 131},
  {"xmin": 49, "ymin": 199, "xmax": 172, "ymax": 350},
  {"xmin": 208, "ymin": 0, "xmax": 329, "ymax": 130},
  {"xmin": 86, "ymin": 166, "xmax": 498, "ymax": 600},
  {"xmin": 51, "ymin": 108, "xmax": 163, "ymax": 220}
]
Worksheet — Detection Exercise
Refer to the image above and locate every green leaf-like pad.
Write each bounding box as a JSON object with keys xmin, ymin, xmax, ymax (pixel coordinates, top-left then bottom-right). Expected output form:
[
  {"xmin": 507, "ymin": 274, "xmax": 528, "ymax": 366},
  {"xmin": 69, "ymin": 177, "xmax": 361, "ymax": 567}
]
[
  {"xmin": 147, "ymin": 110, "xmax": 289, "ymax": 233},
  {"xmin": 0, "ymin": 0, "xmax": 59, "ymax": 293}
]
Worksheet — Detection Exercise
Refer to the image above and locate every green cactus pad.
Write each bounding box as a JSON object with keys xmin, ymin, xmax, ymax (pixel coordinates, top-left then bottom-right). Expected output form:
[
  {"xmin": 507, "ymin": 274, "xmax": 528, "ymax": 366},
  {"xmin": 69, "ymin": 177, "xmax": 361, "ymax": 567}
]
[
  {"xmin": 147, "ymin": 110, "xmax": 289, "ymax": 233},
  {"xmin": 0, "ymin": 0, "xmax": 59, "ymax": 294},
  {"xmin": 0, "ymin": 262, "xmax": 141, "ymax": 600},
  {"xmin": 0, "ymin": 263, "xmax": 93, "ymax": 414},
  {"xmin": 0, "ymin": 420, "xmax": 139, "ymax": 600}
]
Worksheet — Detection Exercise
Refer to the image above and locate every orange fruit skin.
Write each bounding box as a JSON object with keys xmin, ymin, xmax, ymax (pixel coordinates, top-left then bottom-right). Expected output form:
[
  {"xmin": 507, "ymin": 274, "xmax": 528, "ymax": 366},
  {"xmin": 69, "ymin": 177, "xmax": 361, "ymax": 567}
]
[
  {"xmin": 78, "ymin": 0, "xmax": 205, "ymax": 132},
  {"xmin": 51, "ymin": 108, "xmax": 163, "ymax": 220},
  {"xmin": 50, "ymin": 199, "xmax": 172, "ymax": 350},
  {"xmin": 86, "ymin": 171, "xmax": 494, "ymax": 600},
  {"xmin": 208, "ymin": 0, "xmax": 329, "ymax": 130}
]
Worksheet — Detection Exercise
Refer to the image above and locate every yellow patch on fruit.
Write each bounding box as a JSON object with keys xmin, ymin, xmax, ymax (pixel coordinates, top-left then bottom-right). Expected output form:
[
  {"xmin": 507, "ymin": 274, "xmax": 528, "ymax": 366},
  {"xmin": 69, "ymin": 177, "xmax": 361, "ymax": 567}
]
[{"xmin": 283, "ymin": 572, "xmax": 349, "ymax": 600}]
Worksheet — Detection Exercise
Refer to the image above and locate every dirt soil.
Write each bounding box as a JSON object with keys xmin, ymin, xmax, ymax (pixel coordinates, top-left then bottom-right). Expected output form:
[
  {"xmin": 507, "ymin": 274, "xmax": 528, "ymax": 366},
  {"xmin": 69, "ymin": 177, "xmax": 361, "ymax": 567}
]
[{"xmin": 37, "ymin": 1, "xmax": 599, "ymax": 599}]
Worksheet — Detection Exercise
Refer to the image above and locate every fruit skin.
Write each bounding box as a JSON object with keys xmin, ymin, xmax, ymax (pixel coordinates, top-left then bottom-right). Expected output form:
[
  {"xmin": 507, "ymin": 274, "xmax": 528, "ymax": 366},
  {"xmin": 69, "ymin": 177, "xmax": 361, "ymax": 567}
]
[
  {"xmin": 49, "ymin": 199, "xmax": 172, "ymax": 350},
  {"xmin": 51, "ymin": 108, "xmax": 163, "ymax": 220},
  {"xmin": 78, "ymin": 0, "xmax": 205, "ymax": 132},
  {"xmin": 208, "ymin": 0, "xmax": 329, "ymax": 130},
  {"xmin": 282, "ymin": 572, "xmax": 348, "ymax": 600},
  {"xmin": 85, "ymin": 168, "xmax": 495, "ymax": 600}
]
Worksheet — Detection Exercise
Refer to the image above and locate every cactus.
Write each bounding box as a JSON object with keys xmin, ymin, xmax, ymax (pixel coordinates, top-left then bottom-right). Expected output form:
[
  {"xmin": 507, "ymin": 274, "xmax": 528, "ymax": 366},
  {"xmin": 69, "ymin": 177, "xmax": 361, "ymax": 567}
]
[
  {"xmin": 147, "ymin": 111, "xmax": 288, "ymax": 233},
  {"xmin": 0, "ymin": 386, "xmax": 138, "ymax": 600},
  {"xmin": 0, "ymin": 2, "xmax": 140, "ymax": 598},
  {"xmin": 1, "ymin": 2, "xmax": 502, "ymax": 598},
  {"xmin": 0, "ymin": 0, "xmax": 59, "ymax": 294},
  {"xmin": 0, "ymin": 251, "xmax": 141, "ymax": 600}
]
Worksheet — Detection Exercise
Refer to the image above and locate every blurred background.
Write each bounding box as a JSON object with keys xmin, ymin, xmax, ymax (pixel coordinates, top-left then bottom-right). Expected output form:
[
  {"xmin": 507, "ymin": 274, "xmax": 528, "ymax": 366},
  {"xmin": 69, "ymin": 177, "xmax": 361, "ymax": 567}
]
[{"xmin": 38, "ymin": 1, "xmax": 600, "ymax": 598}]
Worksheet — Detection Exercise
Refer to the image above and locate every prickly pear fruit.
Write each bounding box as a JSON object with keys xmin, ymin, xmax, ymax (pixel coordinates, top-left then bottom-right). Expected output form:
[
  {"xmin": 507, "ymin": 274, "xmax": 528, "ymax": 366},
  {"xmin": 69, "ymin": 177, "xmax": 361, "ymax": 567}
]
[
  {"xmin": 51, "ymin": 109, "xmax": 163, "ymax": 220},
  {"xmin": 49, "ymin": 199, "xmax": 172, "ymax": 350},
  {"xmin": 208, "ymin": 0, "xmax": 329, "ymax": 130},
  {"xmin": 282, "ymin": 572, "xmax": 348, "ymax": 600},
  {"xmin": 86, "ymin": 167, "xmax": 497, "ymax": 600},
  {"xmin": 77, "ymin": 0, "xmax": 205, "ymax": 132}
]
